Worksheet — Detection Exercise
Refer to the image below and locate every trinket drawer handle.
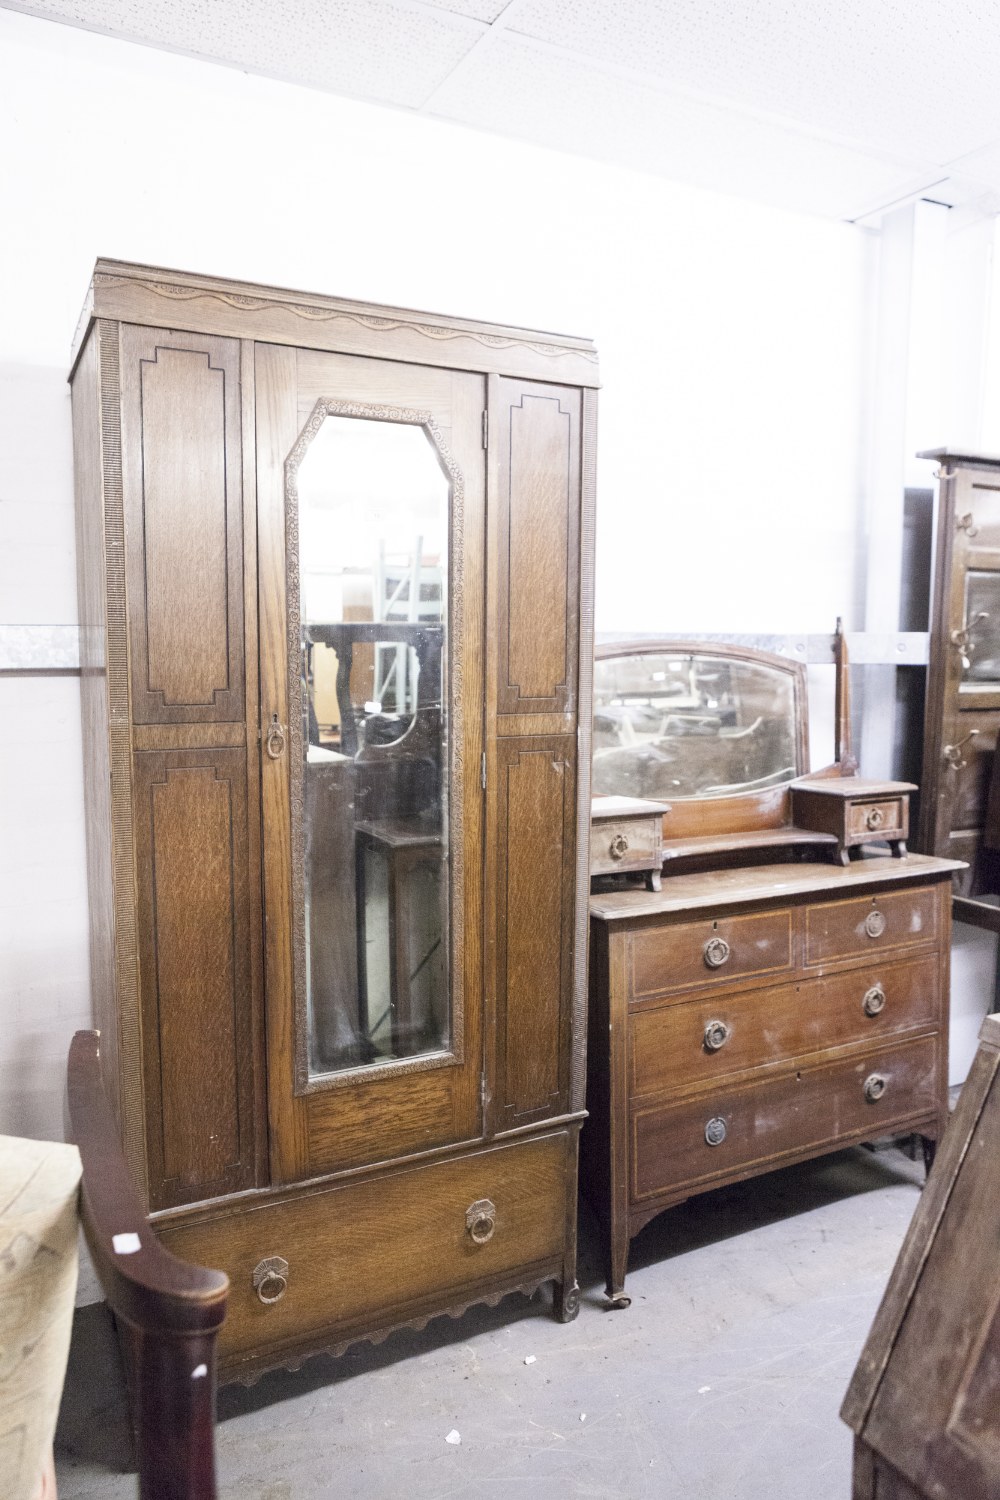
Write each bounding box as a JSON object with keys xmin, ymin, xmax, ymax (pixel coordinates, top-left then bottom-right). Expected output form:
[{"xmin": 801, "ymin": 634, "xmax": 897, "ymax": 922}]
[
  {"xmin": 704, "ymin": 1117, "xmax": 727, "ymax": 1146},
  {"xmin": 703, "ymin": 1020, "xmax": 731, "ymax": 1052},
  {"xmin": 253, "ymin": 1256, "xmax": 289, "ymax": 1305},
  {"xmin": 864, "ymin": 910, "xmax": 886, "ymax": 939},
  {"xmin": 466, "ymin": 1198, "xmax": 496, "ymax": 1245},
  {"xmin": 863, "ymin": 1073, "xmax": 887, "ymax": 1103},
  {"xmin": 703, "ymin": 936, "xmax": 731, "ymax": 969},
  {"xmin": 608, "ymin": 832, "xmax": 629, "ymax": 860},
  {"xmin": 865, "ymin": 807, "xmax": 885, "ymax": 831},
  {"xmin": 862, "ymin": 984, "xmax": 886, "ymax": 1017}
]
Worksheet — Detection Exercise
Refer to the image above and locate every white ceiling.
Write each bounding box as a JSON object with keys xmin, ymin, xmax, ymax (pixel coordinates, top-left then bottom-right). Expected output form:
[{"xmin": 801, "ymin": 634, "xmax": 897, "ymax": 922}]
[{"xmin": 6, "ymin": 0, "xmax": 1000, "ymax": 221}]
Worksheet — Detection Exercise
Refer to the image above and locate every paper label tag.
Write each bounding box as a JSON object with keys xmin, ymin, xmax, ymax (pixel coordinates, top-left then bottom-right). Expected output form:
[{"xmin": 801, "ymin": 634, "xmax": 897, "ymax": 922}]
[{"xmin": 112, "ymin": 1232, "xmax": 141, "ymax": 1255}]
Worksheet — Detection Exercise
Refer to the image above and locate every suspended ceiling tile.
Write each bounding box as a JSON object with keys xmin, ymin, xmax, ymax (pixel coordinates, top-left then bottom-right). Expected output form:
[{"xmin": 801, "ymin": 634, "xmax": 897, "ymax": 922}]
[
  {"xmin": 947, "ymin": 139, "xmax": 1000, "ymax": 195},
  {"xmin": 429, "ymin": 37, "xmax": 934, "ymax": 220},
  {"xmin": 6, "ymin": 0, "xmax": 485, "ymax": 107},
  {"xmin": 506, "ymin": 0, "xmax": 1000, "ymax": 165},
  {"xmin": 421, "ymin": 0, "xmax": 510, "ymax": 20}
]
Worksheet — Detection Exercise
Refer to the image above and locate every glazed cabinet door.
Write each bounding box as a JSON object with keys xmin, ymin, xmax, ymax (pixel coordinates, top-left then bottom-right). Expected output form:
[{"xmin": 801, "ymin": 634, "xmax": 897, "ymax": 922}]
[{"xmin": 256, "ymin": 346, "xmax": 486, "ymax": 1182}]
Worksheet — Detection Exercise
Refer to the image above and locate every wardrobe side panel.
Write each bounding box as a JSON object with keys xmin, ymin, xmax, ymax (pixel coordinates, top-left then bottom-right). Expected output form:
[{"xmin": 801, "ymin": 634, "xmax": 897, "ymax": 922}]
[
  {"xmin": 72, "ymin": 326, "xmax": 119, "ymax": 1123},
  {"xmin": 120, "ymin": 326, "xmax": 245, "ymax": 724},
  {"xmin": 488, "ymin": 376, "xmax": 584, "ymax": 1128},
  {"xmin": 133, "ymin": 748, "xmax": 256, "ymax": 1210}
]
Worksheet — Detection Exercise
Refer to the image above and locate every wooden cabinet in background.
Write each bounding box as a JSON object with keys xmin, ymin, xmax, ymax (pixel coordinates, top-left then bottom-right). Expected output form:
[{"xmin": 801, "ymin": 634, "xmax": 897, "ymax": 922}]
[{"xmin": 72, "ymin": 261, "xmax": 597, "ymax": 1382}]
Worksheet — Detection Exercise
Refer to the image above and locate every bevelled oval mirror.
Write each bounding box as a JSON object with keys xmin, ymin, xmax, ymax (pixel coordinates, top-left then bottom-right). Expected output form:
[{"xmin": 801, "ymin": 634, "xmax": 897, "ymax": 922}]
[{"xmin": 592, "ymin": 645, "xmax": 804, "ymax": 802}]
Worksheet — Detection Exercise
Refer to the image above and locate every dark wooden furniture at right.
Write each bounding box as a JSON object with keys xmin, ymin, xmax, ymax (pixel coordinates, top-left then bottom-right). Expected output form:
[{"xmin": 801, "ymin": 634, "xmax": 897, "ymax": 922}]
[
  {"xmin": 843, "ymin": 1010, "xmax": 1000, "ymax": 1500},
  {"xmin": 68, "ymin": 1029, "xmax": 228, "ymax": 1499},
  {"xmin": 918, "ymin": 447, "xmax": 1000, "ymax": 916}
]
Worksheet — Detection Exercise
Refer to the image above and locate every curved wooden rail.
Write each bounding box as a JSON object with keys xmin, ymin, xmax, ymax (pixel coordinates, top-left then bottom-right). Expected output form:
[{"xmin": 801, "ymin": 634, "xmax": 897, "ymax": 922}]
[{"xmin": 67, "ymin": 1030, "xmax": 229, "ymax": 1500}]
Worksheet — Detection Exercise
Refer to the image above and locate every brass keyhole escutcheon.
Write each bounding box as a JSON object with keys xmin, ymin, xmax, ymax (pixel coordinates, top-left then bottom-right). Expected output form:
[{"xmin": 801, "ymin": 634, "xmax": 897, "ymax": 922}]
[
  {"xmin": 466, "ymin": 1198, "xmax": 496, "ymax": 1245},
  {"xmin": 704, "ymin": 1117, "xmax": 727, "ymax": 1147},
  {"xmin": 253, "ymin": 1256, "xmax": 289, "ymax": 1305},
  {"xmin": 704, "ymin": 936, "xmax": 731, "ymax": 969},
  {"xmin": 704, "ymin": 1020, "xmax": 731, "ymax": 1052},
  {"xmin": 863, "ymin": 1073, "xmax": 887, "ymax": 1103},
  {"xmin": 863, "ymin": 984, "xmax": 886, "ymax": 1017},
  {"xmin": 608, "ymin": 832, "xmax": 629, "ymax": 861},
  {"xmin": 865, "ymin": 806, "xmax": 885, "ymax": 831},
  {"xmin": 865, "ymin": 910, "xmax": 886, "ymax": 939}
]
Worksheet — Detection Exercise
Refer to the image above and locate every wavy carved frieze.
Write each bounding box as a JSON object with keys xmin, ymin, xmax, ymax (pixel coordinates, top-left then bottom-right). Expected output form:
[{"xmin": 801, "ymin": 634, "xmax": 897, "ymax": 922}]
[{"xmin": 93, "ymin": 273, "xmax": 598, "ymax": 363}]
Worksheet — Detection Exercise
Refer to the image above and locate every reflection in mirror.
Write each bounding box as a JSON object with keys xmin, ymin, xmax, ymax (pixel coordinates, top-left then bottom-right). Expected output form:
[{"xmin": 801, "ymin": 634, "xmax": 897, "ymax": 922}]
[
  {"xmin": 960, "ymin": 572, "xmax": 1000, "ymax": 689},
  {"xmin": 294, "ymin": 414, "xmax": 451, "ymax": 1079},
  {"xmin": 592, "ymin": 652, "xmax": 799, "ymax": 801}
]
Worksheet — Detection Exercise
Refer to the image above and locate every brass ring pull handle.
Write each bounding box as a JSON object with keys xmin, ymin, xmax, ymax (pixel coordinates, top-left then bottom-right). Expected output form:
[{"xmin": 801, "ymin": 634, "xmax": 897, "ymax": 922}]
[
  {"xmin": 704, "ymin": 1117, "xmax": 727, "ymax": 1147},
  {"xmin": 863, "ymin": 1073, "xmax": 887, "ymax": 1104},
  {"xmin": 704, "ymin": 936, "xmax": 731, "ymax": 969},
  {"xmin": 862, "ymin": 984, "xmax": 886, "ymax": 1018},
  {"xmin": 865, "ymin": 807, "xmax": 885, "ymax": 831},
  {"xmin": 943, "ymin": 730, "xmax": 979, "ymax": 771},
  {"xmin": 265, "ymin": 715, "xmax": 287, "ymax": 760},
  {"xmin": 608, "ymin": 832, "xmax": 629, "ymax": 861},
  {"xmin": 253, "ymin": 1256, "xmax": 289, "ymax": 1305},
  {"xmin": 864, "ymin": 910, "xmax": 886, "ymax": 939},
  {"xmin": 704, "ymin": 1020, "xmax": 731, "ymax": 1052},
  {"xmin": 465, "ymin": 1198, "xmax": 496, "ymax": 1245}
]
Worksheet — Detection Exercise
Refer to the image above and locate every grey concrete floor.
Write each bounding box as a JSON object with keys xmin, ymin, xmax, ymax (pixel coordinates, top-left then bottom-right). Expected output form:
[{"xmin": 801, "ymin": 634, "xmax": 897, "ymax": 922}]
[{"xmin": 55, "ymin": 1141, "xmax": 925, "ymax": 1500}]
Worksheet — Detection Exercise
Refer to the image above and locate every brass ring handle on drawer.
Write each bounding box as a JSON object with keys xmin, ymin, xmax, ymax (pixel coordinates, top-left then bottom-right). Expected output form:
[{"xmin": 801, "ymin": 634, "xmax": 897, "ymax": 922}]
[
  {"xmin": 703, "ymin": 937, "xmax": 731, "ymax": 969},
  {"xmin": 465, "ymin": 1198, "xmax": 496, "ymax": 1245},
  {"xmin": 863, "ymin": 983, "xmax": 886, "ymax": 1017},
  {"xmin": 863, "ymin": 1073, "xmax": 887, "ymax": 1103},
  {"xmin": 704, "ymin": 1117, "xmax": 727, "ymax": 1147},
  {"xmin": 865, "ymin": 807, "xmax": 885, "ymax": 831},
  {"xmin": 252, "ymin": 1256, "xmax": 289, "ymax": 1305},
  {"xmin": 608, "ymin": 832, "xmax": 629, "ymax": 861},
  {"xmin": 864, "ymin": 910, "xmax": 886, "ymax": 939},
  {"xmin": 704, "ymin": 1020, "xmax": 732, "ymax": 1052},
  {"xmin": 265, "ymin": 716, "xmax": 287, "ymax": 760}
]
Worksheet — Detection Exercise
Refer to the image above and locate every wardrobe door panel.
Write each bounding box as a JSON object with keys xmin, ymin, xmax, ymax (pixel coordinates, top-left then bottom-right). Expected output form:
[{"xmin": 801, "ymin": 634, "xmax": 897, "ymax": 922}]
[
  {"xmin": 493, "ymin": 737, "xmax": 577, "ymax": 1126},
  {"xmin": 490, "ymin": 378, "xmax": 581, "ymax": 724},
  {"xmin": 120, "ymin": 325, "xmax": 245, "ymax": 723},
  {"xmin": 134, "ymin": 748, "xmax": 257, "ymax": 1209},
  {"xmin": 256, "ymin": 346, "xmax": 487, "ymax": 1183}
]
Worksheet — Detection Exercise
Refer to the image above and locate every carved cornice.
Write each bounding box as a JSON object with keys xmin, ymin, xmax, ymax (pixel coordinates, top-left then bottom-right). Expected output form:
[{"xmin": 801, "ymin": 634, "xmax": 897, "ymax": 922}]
[{"xmin": 92, "ymin": 272, "xmax": 599, "ymax": 364}]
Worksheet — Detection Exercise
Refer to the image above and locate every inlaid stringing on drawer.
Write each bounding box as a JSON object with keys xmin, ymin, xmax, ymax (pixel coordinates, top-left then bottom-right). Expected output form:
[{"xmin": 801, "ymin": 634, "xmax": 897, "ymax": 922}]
[
  {"xmin": 629, "ymin": 954, "xmax": 940, "ymax": 1099},
  {"xmin": 805, "ymin": 885, "xmax": 939, "ymax": 965},
  {"xmin": 630, "ymin": 1035, "xmax": 938, "ymax": 1202},
  {"xmin": 628, "ymin": 908, "xmax": 794, "ymax": 1001}
]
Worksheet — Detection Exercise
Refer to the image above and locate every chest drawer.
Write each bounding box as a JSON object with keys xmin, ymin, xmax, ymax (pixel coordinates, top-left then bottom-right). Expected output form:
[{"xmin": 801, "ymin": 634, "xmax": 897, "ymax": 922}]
[
  {"xmin": 630, "ymin": 955, "xmax": 940, "ymax": 1098},
  {"xmin": 632, "ymin": 1036, "xmax": 938, "ymax": 1201},
  {"xmin": 158, "ymin": 1132, "xmax": 569, "ymax": 1366},
  {"xmin": 629, "ymin": 908, "xmax": 793, "ymax": 1001},
  {"xmin": 805, "ymin": 885, "xmax": 939, "ymax": 965}
]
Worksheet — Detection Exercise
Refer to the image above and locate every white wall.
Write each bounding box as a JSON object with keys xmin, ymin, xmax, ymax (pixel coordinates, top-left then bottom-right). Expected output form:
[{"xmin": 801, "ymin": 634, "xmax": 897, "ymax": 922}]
[{"xmin": 0, "ymin": 8, "xmax": 878, "ymax": 1150}]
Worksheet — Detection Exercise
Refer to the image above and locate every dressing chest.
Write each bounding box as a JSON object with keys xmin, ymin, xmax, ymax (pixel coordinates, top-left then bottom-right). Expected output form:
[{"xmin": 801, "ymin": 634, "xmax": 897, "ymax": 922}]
[{"xmin": 582, "ymin": 639, "xmax": 960, "ymax": 1306}]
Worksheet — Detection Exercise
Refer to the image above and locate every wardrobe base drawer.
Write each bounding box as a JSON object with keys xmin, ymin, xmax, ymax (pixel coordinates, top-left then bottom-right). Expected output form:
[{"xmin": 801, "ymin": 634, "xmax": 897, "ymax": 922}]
[
  {"xmin": 158, "ymin": 1131, "xmax": 571, "ymax": 1363},
  {"xmin": 632, "ymin": 1037, "xmax": 938, "ymax": 1201}
]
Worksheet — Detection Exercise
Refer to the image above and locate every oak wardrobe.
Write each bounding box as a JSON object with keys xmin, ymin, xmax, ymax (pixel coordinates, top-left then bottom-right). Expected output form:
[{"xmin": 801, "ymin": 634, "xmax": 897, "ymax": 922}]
[{"xmin": 71, "ymin": 261, "xmax": 597, "ymax": 1382}]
